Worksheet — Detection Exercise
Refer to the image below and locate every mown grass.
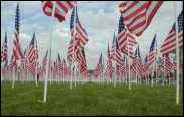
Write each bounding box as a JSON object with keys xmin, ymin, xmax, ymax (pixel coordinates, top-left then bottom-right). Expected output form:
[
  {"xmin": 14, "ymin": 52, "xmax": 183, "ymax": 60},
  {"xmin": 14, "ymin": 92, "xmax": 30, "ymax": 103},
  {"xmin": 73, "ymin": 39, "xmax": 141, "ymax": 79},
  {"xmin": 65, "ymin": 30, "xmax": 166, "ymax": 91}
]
[{"xmin": 1, "ymin": 81, "xmax": 183, "ymax": 116}]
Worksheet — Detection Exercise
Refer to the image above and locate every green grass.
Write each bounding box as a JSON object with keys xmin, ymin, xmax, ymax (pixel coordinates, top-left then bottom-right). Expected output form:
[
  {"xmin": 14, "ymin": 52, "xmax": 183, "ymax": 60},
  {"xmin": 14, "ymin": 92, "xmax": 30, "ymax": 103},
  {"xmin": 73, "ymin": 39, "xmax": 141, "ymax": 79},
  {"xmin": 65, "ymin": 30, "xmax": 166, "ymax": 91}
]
[{"xmin": 1, "ymin": 81, "xmax": 183, "ymax": 116}]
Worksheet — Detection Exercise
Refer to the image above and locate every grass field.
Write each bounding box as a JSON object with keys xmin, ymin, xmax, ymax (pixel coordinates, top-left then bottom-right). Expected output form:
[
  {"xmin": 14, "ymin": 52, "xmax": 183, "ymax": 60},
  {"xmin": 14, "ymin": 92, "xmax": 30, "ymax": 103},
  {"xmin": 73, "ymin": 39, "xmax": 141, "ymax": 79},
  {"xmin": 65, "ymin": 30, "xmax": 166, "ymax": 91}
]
[{"xmin": 1, "ymin": 81, "xmax": 183, "ymax": 116}]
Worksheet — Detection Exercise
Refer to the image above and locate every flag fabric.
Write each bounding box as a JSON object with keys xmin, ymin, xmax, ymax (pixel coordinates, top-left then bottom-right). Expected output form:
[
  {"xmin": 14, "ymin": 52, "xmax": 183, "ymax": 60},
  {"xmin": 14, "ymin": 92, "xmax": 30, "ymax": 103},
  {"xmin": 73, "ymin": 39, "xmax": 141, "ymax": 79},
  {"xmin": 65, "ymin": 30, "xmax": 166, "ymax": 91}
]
[
  {"xmin": 68, "ymin": 6, "xmax": 88, "ymax": 64},
  {"xmin": 76, "ymin": 48, "xmax": 88, "ymax": 78},
  {"xmin": 160, "ymin": 11, "xmax": 183, "ymax": 55},
  {"xmin": 131, "ymin": 46, "xmax": 144, "ymax": 76},
  {"xmin": 26, "ymin": 33, "xmax": 38, "ymax": 64},
  {"xmin": 117, "ymin": 15, "xmax": 137, "ymax": 58},
  {"xmin": 119, "ymin": 1, "xmax": 163, "ymax": 36},
  {"xmin": 1, "ymin": 32, "xmax": 8, "ymax": 63},
  {"xmin": 105, "ymin": 43, "xmax": 113, "ymax": 79},
  {"xmin": 15, "ymin": 3, "xmax": 20, "ymax": 34},
  {"xmin": 12, "ymin": 32, "xmax": 23, "ymax": 65},
  {"xmin": 93, "ymin": 53, "xmax": 103, "ymax": 78},
  {"xmin": 70, "ymin": 7, "xmax": 88, "ymax": 50},
  {"xmin": 160, "ymin": 55, "xmax": 176, "ymax": 73},
  {"xmin": 147, "ymin": 34, "xmax": 157, "ymax": 67},
  {"xmin": 142, "ymin": 55, "xmax": 150, "ymax": 76},
  {"xmin": 42, "ymin": 1, "xmax": 76, "ymax": 22},
  {"xmin": 111, "ymin": 33, "xmax": 122, "ymax": 66},
  {"xmin": 57, "ymin": 53, "xmax": 63, "ymax": 75}
]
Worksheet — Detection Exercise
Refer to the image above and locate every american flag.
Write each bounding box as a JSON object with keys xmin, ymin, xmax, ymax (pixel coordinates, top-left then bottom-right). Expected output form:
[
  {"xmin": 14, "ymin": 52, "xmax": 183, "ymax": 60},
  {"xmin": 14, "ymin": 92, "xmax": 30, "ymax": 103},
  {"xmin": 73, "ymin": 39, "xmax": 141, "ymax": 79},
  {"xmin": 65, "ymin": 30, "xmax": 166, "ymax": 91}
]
[
  {"xmin": 68, "ymin": 7, "xmax": 88, "ymax": 64},
  {"xmin": 70, "ymin": 7, "xmax": 88, "ymax": 49},
  {"xmin": 12, "ymin": 32, "xmax": 24, "ymax": 65},
  {"xmin": 104, "ymin": 43, "xmax": 113, "ymax": 79},
  {"xmin": 160, "ymin": 55, "xmax": 176, "ymax": 73},
  {"xmin": 147, "ymin": 34, "xmax": 157, "ymax": 67},
  {"xmin": 12, "ymin": 3, "xmax": 23, "ymax": 65},
  {"xmin": 160, "ymin": 11, "xmax": 183, "ymax": 55},
  {"xmin": 131, "ymin": 46, "xmax": 144, "ymax": 76},
  {"xmin": 119, "ymin": 1, "xmax": 163, "ymax": 36},
  {"xmin": 42, "ymin": 1, "xmax": 76, "ymax": 22},
  {"xmin": 93, "ymin": 53, "xmax": 103, "ymax": 78},
  {"xmin": 62, "ymin": 58, "xmax": 69, "ymax": 76},
  {"xmin": 15, "ymin": 3, "xmax": 20, "ymax": 34},
  {"xmin": 111, "ymin": 33, "xmax": 122, "ymax": 66},
  {"xmin": 117, "ymin": 15, "xmax": 137, "ymax": 58},
  {"xmin": 75, "ymin": 48, "xmax": 87, "ymax": 78},
  {"xmin": 26, "ymin": 33, "xmax": 38, "ymax": 64},
  {"xmin": 57, "ymin": 53, "xmax": 63, "ymax": 75},
  {"xmin": 1, "ymin": 32, "xmax": 8, "ymax": 63}
]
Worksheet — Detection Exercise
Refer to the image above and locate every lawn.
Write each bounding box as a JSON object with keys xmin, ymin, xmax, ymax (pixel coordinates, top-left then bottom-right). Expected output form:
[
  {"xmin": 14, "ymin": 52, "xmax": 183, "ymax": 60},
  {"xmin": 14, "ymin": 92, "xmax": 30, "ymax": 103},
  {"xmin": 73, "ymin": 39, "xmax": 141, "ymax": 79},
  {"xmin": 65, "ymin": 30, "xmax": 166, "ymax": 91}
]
[{"xmin": 1, "ymin": 81, "xmax": 183, "ymax": 116}]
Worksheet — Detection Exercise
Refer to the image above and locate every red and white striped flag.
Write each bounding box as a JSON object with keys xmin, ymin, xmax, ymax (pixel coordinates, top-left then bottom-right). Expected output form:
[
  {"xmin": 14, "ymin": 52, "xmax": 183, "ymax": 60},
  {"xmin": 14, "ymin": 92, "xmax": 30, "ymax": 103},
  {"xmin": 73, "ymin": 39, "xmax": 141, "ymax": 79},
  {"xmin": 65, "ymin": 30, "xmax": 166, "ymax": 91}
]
[
  {"xmin": 111, "ymin": 33, "xmax": 123, "ymax": 66},
  {"xmin": 160, "ymin": 55, "xmax": 176, "ymax": 73},
  {"xmin": 93, "ymin": 53, "xmax": 103, "ymax": 79},
  {"xmin": 12, "ymin": 32, "xmax": 24, "ymax": 65},
  {"xmin": 1, "ymin": 32, "xmax": 8, "ymax": 64},
  {"xmin": 104, "ymin": 43, "xmax": 113, "ymax": 79},
  {"xmin": 117, "ymin": 15, "xmax": 137, "ymax": 58},
  {"xmin": 76, "ymin": 48, "xmax": 88, "ymax": 78},
  {"xmin": 147, "ymin": 34, "xmax": 157, "ymax": 67},
  {"xmin": 119, "ymin": 1, "xmax": 163, "ymax": 36},
  {"xmin": 42, "ymin": 1, "xmax": 76, "ymax": 22},
  {"xmin": 68, "ymin": 6, "xmax": 88, "ymax": 64},
  {"xmin": 160, "ymin": 11, "xmax": 183, "ymax": 55}
]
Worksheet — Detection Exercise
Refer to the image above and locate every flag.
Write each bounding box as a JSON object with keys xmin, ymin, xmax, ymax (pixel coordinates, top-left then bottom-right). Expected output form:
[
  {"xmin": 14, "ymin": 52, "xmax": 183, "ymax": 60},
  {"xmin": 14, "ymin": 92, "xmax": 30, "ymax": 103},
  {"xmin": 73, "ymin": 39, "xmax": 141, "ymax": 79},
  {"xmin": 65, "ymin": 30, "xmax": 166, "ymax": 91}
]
[
  {"xmin": 111, "ymin": 33, "xmax": 122, "ymax": 66},
  {"xmin": 160, "ymin": 10, "xmax": 183, "ymax": 55},
  {"xmin": 147, "ymin": 34, "xmax": 157, "ymax": 67},
  {"xmin": 105, "ymin": 43, "xmax": 113, "ymax": 79},
  {"xmin": 160, "ymin": 55, "xmax": 176, "ymax": 73},
  {"xmin": 12, "ymin": 3, "xmax": 23, "ymax": 65},
  {"xmin": 68, "ymin": 6, "xmax": 88, "ymax": 64},
  {"xmin": 42, "ymin": 1, "xmax": 76, "ymax": 22},
  {"xmin": 1, "ymin": 32, "xmax": 8, "ymax": 64},
  {"xmin": 27, "ymin": 33, "xmax": 38, "ymax": 64},
  {"xmin": 57, "ymin": 53, "xmax": 63, "ymax": 74},
  {"xmin": 76, "ymin": 48, "xmax": 88, "ymax": 78},
  {"xmin": 117, "ymin": 15, "xmax": 137, "ymax": 58},
  {"xmin": 15, "ymin": 3, "xmax": 20, "ymax": 34},
  {"xmin": 70, "ymin": 7, "xmax": 88, "ymax": 50},
  {"xmin": 12, "ymin": 32, "xmax": 23, "ymax": 65},
  {"xmin": 131, "ymin": 46, "xmax": 144, "ymax": 76},
  {"xmin": 93, "ymin": 53, "xmax": 103, "ymax": 78},
  {"xmin": 119, "ymin": 1, "xmax": 163, "ymax": 36}
]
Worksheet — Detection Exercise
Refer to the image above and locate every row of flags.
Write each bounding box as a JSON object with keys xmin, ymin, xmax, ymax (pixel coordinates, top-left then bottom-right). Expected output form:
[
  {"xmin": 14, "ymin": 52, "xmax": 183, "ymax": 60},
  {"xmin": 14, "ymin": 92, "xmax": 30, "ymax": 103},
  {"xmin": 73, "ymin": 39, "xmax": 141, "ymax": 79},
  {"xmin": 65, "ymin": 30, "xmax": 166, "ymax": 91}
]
[
  {"xmin": 1, "ymin": 1, "xmax": 183, "ymax": 81},
  {"xmin": 93, "ymin": 1, "xmax": 182, "ymax": 79}
]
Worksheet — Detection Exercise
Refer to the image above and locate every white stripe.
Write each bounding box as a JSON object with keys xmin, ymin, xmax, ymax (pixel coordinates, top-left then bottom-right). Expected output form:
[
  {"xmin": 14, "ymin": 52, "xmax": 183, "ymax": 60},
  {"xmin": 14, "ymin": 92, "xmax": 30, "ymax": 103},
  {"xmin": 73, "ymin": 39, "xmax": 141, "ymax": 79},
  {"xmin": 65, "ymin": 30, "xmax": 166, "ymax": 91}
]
[
  {"xmin": 123, "ymin": 2, "xmax": 147, "ymax": 18},
  {"xmin": 146, "ymin": 2, "xmax": 160, "ymax": 19},
  {"xmin": 124, "ymin": 8, "xmax": 146, "ymax": 25}
]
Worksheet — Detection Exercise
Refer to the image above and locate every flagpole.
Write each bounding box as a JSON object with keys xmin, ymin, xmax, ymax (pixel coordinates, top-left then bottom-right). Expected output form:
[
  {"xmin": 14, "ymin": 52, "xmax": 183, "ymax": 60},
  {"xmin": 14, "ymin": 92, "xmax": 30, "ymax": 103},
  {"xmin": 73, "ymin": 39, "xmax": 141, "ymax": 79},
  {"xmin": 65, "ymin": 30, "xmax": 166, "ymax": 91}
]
[
  {"xmin": 155, "ymin": 41, "xmax": 158, "ymax": 87},
  {"xmin": 12, "ymin": 66, "xmax": 15, "ymax": 88},
  {"xmin": 174, "ymin": 1, "xmax": 180, "ymax": 105},
  {"xmin": 70, "ymin": 6, "xmax": 76, "ymax": 90},
  {"xmin": 43, "ymin": 1, "xmax": 56, "ymax": 103},
  {"xmin": 35, "ymin": 35, "xmax": 38, "ymax": 87}
]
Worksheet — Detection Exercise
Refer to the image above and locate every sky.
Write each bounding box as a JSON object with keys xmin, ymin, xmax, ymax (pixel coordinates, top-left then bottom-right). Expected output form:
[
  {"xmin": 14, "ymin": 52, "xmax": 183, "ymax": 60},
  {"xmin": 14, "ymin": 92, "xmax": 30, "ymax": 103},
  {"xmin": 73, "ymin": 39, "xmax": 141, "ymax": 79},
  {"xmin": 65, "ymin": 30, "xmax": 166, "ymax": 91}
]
[{"xmin": 1, "ymin": 1, "xmax": 183, "ymax": 69}]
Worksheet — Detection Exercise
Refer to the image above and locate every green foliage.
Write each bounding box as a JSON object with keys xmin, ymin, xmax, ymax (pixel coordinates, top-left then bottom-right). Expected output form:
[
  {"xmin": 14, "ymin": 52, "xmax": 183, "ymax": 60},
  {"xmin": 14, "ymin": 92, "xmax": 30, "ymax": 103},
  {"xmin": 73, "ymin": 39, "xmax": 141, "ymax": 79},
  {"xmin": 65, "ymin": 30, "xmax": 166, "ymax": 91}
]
[{"xmin": 1, "ymin": 81, "xmax": 183, "ymax": 116}]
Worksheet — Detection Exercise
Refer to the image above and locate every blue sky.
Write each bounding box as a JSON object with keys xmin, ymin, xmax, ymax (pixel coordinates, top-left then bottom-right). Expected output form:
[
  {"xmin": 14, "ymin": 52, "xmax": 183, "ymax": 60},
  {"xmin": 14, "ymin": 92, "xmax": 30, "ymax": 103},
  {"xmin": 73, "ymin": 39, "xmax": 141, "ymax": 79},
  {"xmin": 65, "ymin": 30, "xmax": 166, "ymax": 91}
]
[{"xmin": 1, "ymin": 1, "xmax": 183, "ymax": 69}]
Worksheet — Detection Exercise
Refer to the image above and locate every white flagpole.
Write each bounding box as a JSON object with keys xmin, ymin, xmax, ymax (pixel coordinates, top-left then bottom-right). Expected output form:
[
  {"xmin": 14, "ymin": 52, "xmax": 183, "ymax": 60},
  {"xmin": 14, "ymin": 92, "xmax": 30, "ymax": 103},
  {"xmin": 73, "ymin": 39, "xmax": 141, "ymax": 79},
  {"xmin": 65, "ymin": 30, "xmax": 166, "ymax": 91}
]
[
  {"xmin": 35, "ymin": 54, "xmax": 38, "ymax": 87},
  {"xmin": 43, "ymin": 1, "xmax": 56, "ymax": 103},
  {"xmin": 163, "ymin": 55, "xmax": 166, "ymax": 86},
  {"xmin": 174, "ymin": 1, "xmax": 180, "ymax": 105},
  {"xmin": 70, "ymin": 6, "xmax": 76, "ymax": 90},
  {"xmin": 128, "ymin": 35, "xmax": 131, "ymax": 90},
  {"xmin": 12, "ymin": 66, "xmax": 15, "ymax": 88}
]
